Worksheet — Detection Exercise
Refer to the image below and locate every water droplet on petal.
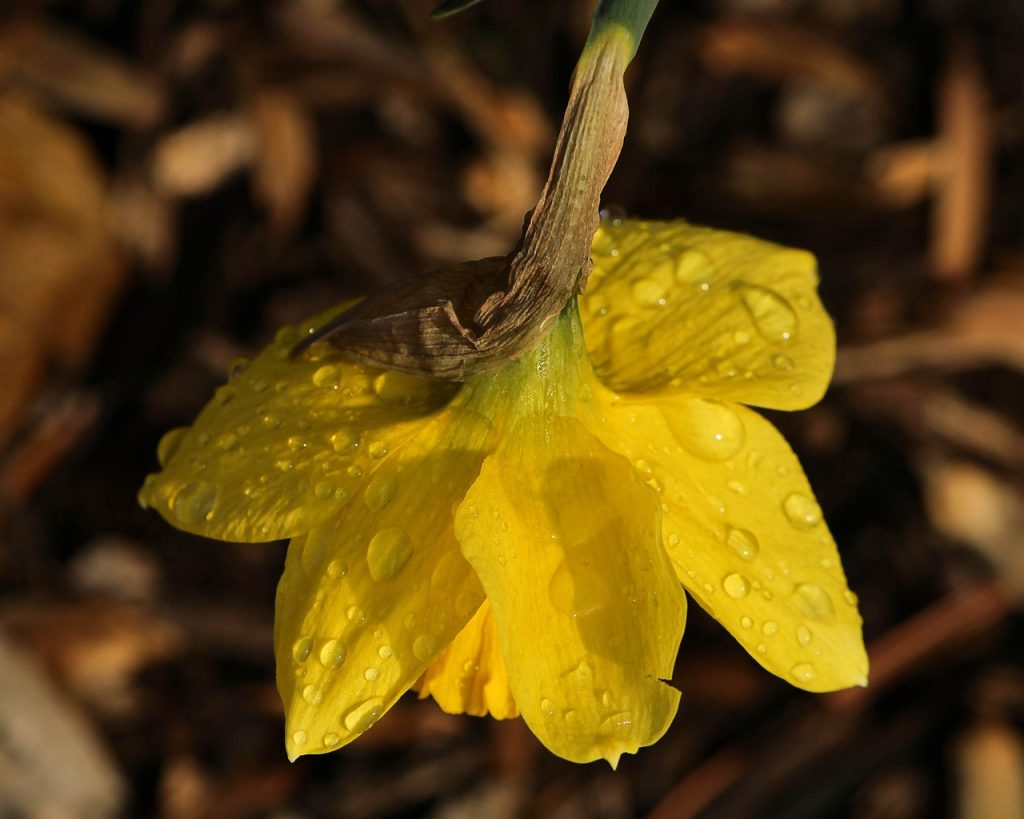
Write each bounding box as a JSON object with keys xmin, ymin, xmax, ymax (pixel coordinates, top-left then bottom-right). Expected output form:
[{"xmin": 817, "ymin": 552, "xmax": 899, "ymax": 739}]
[
  {"xmin": 366, "ymin": 529, "xmax": 413, "ymax": 581},
  {"xmin": 171, "ymin": 481, "xmax": 218, "ymax": 524},
  {"xmin": 722, "ymin": 573, "xmax": 750, "ymax": 599},
  {"xmin": 727, "ymin": 480, "xmax": 748, "ymax": 496},
  {"xmin": 772, "ymin": 353, "xmax": 794, "ymax": 371},
  {"xmin": 227, "ymin": 356, "xmax": 251, "ymax": 380},
  {"xmin": 725, "ymin": 527, "xmax": 760, "ymax": 561},
  {"xmin": 844, "ymin": 590, "xmax": 859, "ymax": 607},
  {"xmin": 275, "ymin": 325, "xmax": 300, "ymax": 346},
  {"xmin": 314, "ymin": 481, "xmax": 335, "ymax": 500},
  {"xmin": 631, "ymin": 274, "xmax": 670, "ymax": 307},
  {"xmin": 364, "ymin": 474, "xmax": 398, "ymax": 511},
  {"xmin": 319, "ymin": 639, "xmax": 347, "ymax": 668},
  {"xmin": 783, "ymin": 493, "xmax": 822, "ymax": 529},
  {"xmin": 540, "ymin": 698, "xmax": 556, "ymax": 717},
  {"xmin": 157, "ymin": 428, "xmax": 188, "ymax": 467},
  {"xmin": 323, "ymin": 732, "xmax": 341, "ymax": 747},
  {"xmin": 291, "ymin": 730, "xmax": 307, "ymax": 747},
  {"xmin": 741, "ymin": 616, "xmax": 753, "ymax": 629},
  {"xmin": 367, "ymin": 440, "xmax": 389, "ymax": 460},
  {"xmin": 216, "ymin": 432, "xmax": 240, "ymax": 452},
  {"xmin": 675, "ymin": 248, "xmax": 714, "ymax": 283},
  {"xmin": 364, "ymin": 666, "xmax": 379, "ymax": 681},
  {"xmin": 292, "ymin": 636, "xmax": 314, "ymax": 663},
  {"xmin": 344, "ymin": 698, "xmax": 384, "ymax": 732},
  {"xmin": 313, "ymin": 365, "xmax": 340, "ymax": 389},
  {"xmin": 762, "ymin": 621, "xmax": 778, "ymax": 637},
  {"xmin": 791, "ymin": 663, "xmax": 816, "ymax": 684},
  {"xmin": 796, "ymin": 625, "xmax": 813, "ymax": 646},
  {"xmin": 346, "ymin": 606, "xmax": 366, "ymax": 624},
  {"xmin": 455, "ymin": 590, "xmax": 483, "ymax": 617},
  {"xmin": 378, "ymin": 645, "xmax": 392, "ymax": 659},
  {"xmin": 331, "ymin": 430, "xmax": 357, "ymax": 453},
  {"xmin": 412, "ymin": 634, "xmax": 439, "ymax": 661},
  {"xmin": 549, "ymin": 560, "xmax": 610, "ymax": 618},
  {"xmin": 735, "ymin": 283, "xmax": 799, "ymax": 342},
  {"xmin": 302, "ymin": 685, "xmax": 323, "ymax": 705},
  {"xmin": 792, "ymin": 583, "xmax": 835, "ymax": 622},
  {"xmin": 671, "ymin": 399, "xmax": 745, "ymax": 462}
]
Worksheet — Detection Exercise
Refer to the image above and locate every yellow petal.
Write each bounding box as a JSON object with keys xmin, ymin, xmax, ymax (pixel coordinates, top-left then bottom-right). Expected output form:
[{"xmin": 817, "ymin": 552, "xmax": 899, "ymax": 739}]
[
  {"xmin": 274, "ymin": 403, "xmax": 495, "ymax": 758},
  {"xmin": 138, "ymin": 304, "xmax": 456, "ymax": 541},
  {"xmin": 454, "ymin": 415, "xmax": 686, "ymax": 767},
  {"xmin": 598, "ymin": 389, "xmax": 867, "ymax": 691},
  {"xmin": 582, "ymin": 218, "xmax": 835, "ymax": 409},
  {"xmin": 414, "ymin": 599, "xmax": 519, "ymax": 719}
]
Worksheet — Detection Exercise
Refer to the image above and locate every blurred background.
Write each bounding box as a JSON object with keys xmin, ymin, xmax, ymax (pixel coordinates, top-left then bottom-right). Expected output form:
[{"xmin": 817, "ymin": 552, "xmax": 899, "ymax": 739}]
[{"xmin": 1, "ymin": 0, "xmax": 1023, "ymax": 817}]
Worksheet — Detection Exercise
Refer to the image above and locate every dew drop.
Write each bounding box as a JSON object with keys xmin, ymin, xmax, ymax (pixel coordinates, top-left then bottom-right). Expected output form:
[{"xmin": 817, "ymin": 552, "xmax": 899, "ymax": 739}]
[
  {"xmin": 319, "ymin": 639, "xmax": 347, "ymax": 668},
  {"xmin": 216, "ymin": 432, "xmax": 240, "ymax": 452},
  {"xmin": 262, "ymin": 413, "xmax": 281, "ymax": 429},
  {"xmin": 540, "ymin": 698, "xmax": 556, "ymax": 717},
  {"xmin": 671, "ymin": 399, "xmax": 745, "ymax": 461},
  {"xmin": 326, "ymin": 560, "xmax": 347, "ymax": 579},
  {"xmin": 291, "ymin": 730, "xmax": 307, "ymax": 747},
  {"xmin": 323, "ymin": 732, "xmax": 341, "ymax": 747},
  {"xmin": 346, "ymin": 606, "xmax": 366, "ymax": 624},
  {"xmin": 292, "ymin": 636, "xmax": 314, "ymax": 663},
  {"xmin": 366, "ymin": 529, "xmax": 413, "ymax": 582},
  {"xmin": 227, "ymin": 356, "xmax": 251, "ymax": 380},
  {"xmin": 844, "ymin": 590, "xmax": 859, "ymax": 607},
  {"xmin": 364, "ymin": 474, "xmax": 398, "ymax": 511},
  {"xmin": 275, "ymin": 325, "xmax": 300, "ymax": 346},
  {"xmin": 549, "ymin": 560, "xmax": 610, "ymax": 618},
  {"xmin": 796, "ymin": 625, "xmax": 813, "ymax": 646},
  {"xmin": 431, "ymin": 551, "xmax": 466, "ymax": 592},
  {"xmin": 346, "ymin": 464, "xmax": 364, "ymax": 479},
  {"xmin": 364, "ymin": 666, "xmax": 379, "ymax": 681},
  {"xmin": 725, "ymin": 527, "xmax": 760, "ymax": 561},
  {"xmin": 378, "ymin": 645, "xmax": 392, "ymax": 659},
  {"xmin": 772, "ymin": 353, "xmax": 794, "ymax": 372},
  {"xmin": 674, "ymin": 248, "xmax": 714, "ymax": 283},
  {"xmin": 455, "ymin": 590, "xmax": 483, "ymax": 617},
  {"xmin": 792, "ymin": 583, "xmax": 835, "ymax": 622},
  {"xmin": 631, "ymin": 274, "xmax": 670, "ymax": 307},
  {"xmin": 367, "ymin": 440, "xmax": 389, "ymax": 460},
  {"xmin": 157, "ymin": 428, "xmax": 188, "ymax": 467},
  {"xmin": 412, "ymin": 634, "xmax": 439, "ymax": 661},
  {"xmin": 301, "ymin": 684, "xmax": 323, "ymax": 705},
  {"xmin": 314, "ymin": 480, "xmax": 335, "ymax": 500},
  {"xmin": 783, "ymin": 493, "xmax": 822, "ymax": 529},
  {"xmin": 722, "ymin": 572, "xmax": 750, "ymax": 599},
  {"xmin": 741, "ymin": 616, "xmax": 753, "ymax": 629},
  {"xmin": 734, "ymin": 283, "xmax": 798, "ymax": 342},
  {"xmin": 330, "ymin": 430, "xmax": 357, "ymax": 453},
  {"xmin": 171, "ymin": 481, "xmax": 218, "ymax": 524},
  {"xmin": 727, "ymin": 480, "xmax": 748, "ymax": 496},
  {"xmin": 313, "ymin": 365, "xmax": 340, "ymax": 389},
  {"xmin": 791, "ymin": 663, "xmax": 816, "ymax": 684},
  {"xmin": 762, "ymin": 621, "xmax": 778, "ymax": 637},
  {"xmin": 343, "ymin": 698, "xmax": 384, "ymax": 732}
]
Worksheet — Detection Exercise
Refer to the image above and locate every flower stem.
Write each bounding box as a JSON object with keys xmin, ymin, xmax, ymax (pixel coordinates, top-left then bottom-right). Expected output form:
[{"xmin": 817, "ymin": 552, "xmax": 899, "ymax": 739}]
[{"xmin": 298, "ymin": 1, "xmax": 660, "ymax": 379}]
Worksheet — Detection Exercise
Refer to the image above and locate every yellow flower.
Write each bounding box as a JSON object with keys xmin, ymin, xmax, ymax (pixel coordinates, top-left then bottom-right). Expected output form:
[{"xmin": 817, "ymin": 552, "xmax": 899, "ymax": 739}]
[{"xmin": 140, "ymin": 217, "xmax": 867, "ymax": 767}]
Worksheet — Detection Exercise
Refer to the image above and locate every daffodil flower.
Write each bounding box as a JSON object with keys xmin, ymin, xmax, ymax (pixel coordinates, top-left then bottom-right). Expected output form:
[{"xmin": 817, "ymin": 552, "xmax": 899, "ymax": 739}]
[{"xmin": 140, "ymin": 216, "xmax": 868, "ymax": 766}]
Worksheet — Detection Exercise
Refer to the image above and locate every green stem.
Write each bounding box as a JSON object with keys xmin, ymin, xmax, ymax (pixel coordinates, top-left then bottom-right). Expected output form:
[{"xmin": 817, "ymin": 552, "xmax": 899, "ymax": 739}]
[{"xmin": 586, "ymin": 0, "xmax": 660, "ymax": 60}]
